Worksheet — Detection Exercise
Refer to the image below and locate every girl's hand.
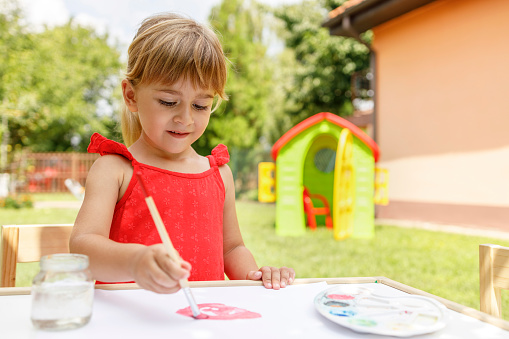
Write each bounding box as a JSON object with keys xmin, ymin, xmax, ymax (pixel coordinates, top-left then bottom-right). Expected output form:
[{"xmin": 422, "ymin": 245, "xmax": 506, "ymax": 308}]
[
  {"xmin": 246, "ymin": 266, "xmax": 295, "ymax": 290},
  {"xmin": 131, "ymin": 244, "xmax": 191, "ymax": 294}
]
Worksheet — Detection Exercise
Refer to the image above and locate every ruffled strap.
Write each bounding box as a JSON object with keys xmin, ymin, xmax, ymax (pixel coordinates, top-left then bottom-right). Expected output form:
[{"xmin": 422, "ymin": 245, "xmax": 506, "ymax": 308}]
[
  {"xmin": 210, "ymin": 144, "xmax": 229, "ymax": 166},
  {"xmin": 87, "ymin": 133, "xmax": 134, "ymax": 161}
]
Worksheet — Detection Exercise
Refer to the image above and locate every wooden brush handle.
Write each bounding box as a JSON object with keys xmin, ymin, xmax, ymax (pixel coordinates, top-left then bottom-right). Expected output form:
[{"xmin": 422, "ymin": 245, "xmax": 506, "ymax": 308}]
[{"xmin": 144, "ymin": 196, "xmax": 180, "ymax": 261}]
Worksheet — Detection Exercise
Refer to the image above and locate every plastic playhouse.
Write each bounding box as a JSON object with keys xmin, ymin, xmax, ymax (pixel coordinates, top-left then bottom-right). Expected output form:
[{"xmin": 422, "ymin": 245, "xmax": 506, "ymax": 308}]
[{"xmin": 259, "ymin": 112, "xmax": 384, "ymax": 240}]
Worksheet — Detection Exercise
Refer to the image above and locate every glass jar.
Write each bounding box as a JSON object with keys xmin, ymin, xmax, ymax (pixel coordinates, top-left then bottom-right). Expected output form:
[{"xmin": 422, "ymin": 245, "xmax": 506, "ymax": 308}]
[{"xmin": 31, "ymin": 253, "xmax": 94, "ymax": 331}]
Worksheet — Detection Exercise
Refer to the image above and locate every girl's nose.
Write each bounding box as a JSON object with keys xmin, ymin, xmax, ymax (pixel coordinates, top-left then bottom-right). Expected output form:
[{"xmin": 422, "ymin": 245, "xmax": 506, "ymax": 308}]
[{"xmin": 174, "ymin": 106, "xmax": 193, "ymax": 126}]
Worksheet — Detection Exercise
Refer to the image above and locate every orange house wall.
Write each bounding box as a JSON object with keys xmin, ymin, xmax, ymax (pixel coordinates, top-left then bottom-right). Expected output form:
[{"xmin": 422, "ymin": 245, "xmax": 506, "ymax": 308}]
[{"xmin": 372, "ymin": 0, "xmax": 509, "ymax": 227}]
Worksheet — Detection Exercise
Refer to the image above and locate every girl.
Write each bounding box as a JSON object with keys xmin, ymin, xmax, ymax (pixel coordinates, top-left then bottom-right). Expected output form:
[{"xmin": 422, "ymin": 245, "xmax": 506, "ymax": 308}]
[{"xmin": 69, "ymin": 13, "xmax": 295, "ymax": 294}]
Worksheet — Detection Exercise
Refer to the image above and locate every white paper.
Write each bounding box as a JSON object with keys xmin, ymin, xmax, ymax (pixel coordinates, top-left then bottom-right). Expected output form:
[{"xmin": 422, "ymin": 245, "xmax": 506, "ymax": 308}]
[{"xmin": 36, "ymin": 282, "xmax": 333, "ymax": 339}]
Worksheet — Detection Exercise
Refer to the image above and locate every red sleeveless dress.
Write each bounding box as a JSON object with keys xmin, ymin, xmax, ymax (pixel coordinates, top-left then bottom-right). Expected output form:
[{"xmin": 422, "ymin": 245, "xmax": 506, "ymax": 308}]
[{"xmin": 88, "ymin": 133, "xmax": 228, "ymax": 281}]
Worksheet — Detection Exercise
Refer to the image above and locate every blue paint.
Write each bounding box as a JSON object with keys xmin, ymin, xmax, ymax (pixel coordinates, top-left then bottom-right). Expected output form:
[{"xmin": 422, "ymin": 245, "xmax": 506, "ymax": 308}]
[{"xmin": 329, "ymin": 309, "xmax": 357, "ymax": 317}]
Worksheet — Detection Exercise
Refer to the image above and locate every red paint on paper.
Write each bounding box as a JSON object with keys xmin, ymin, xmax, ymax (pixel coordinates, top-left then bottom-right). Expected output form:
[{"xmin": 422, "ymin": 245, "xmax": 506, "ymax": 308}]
[
  {"xmin": 327, "ymin": 294, "xmax": 355, "ymax": 300},
  {"xmin": 177, "ymin": 303, "xmax": 261, "ymax": 320}
]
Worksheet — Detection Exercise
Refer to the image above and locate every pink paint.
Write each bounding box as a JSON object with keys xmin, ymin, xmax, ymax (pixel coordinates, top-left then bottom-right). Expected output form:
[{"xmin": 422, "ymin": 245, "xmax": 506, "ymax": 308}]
[
  {"xmin": 177, "ymin": 303, "xmax": 261, "ymax": 320},
  {"xmin": 327, "ymin": 294, "xmax": 355, "ymax": 300}
]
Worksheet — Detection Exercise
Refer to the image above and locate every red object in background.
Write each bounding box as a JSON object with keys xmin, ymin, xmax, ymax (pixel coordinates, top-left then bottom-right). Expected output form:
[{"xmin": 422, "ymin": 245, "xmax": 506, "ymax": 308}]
[{"xmin": 303, "ymin": 187, "xmax": 333, "ymax": 230}]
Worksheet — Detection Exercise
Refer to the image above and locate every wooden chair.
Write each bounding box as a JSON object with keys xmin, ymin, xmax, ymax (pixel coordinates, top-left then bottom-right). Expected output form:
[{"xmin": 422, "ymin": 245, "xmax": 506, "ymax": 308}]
[
  {"xmin": 1, "ymin": 224, "xmax": 73, "ymax": 287},
  {"xmin": 303, "ymin": 187, "xmax": 333, "ymax": 230},
  {"xmin": 479, "ymin": 244, "xmax": 509, "ymax": 317}
]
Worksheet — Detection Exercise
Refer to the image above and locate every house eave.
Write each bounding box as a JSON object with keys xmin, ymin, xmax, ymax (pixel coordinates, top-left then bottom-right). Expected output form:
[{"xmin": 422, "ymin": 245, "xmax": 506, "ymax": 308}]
[{"xmin": 322, "ymin": 0, "xmax": 437, "ymax": 37}]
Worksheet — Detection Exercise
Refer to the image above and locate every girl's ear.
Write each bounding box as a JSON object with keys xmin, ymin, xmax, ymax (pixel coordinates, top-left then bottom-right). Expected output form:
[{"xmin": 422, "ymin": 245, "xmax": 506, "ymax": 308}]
[{"xmin": 122, "ymin": 79, "xmax": 138, "ymax": 112}]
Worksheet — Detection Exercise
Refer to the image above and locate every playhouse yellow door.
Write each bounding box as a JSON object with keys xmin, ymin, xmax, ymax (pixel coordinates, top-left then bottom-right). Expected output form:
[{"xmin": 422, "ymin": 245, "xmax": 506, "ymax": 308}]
[{"xmin": 332, "ymin": 128, "xmax": 355, "ymax": 240}]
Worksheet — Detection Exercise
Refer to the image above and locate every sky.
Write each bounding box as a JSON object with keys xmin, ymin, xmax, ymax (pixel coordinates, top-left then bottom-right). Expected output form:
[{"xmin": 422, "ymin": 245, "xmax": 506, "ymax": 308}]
[{"xmin": 19, "ymin": 0, "xmax": 301, "ymax": 52}]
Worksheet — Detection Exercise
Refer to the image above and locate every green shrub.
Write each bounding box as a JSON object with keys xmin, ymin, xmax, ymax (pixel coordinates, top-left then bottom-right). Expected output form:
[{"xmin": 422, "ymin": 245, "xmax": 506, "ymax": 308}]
[{"xmin": 0, "ymin": 194, "xmax": 33, "ymax": 209}]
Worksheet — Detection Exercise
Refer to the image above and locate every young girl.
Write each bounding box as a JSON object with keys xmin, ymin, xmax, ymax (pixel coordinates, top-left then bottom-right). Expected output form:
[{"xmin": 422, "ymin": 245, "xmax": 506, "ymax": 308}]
[{"xmin": 69, "ymin": 13, "xmax": 295, "ymax": 294}]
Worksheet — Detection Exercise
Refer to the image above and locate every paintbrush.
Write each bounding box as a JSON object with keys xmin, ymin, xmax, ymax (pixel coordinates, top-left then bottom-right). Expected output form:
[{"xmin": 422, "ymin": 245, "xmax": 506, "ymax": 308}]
[{"xmin": 135, "ymin": 172, "xmax": 207, "ymax": 319}]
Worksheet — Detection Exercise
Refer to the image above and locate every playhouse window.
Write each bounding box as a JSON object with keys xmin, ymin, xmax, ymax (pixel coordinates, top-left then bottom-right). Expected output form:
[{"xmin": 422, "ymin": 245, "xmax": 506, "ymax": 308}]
[{"xmin": 314, "ymin": 148, "xmax": 336, "ymax": 173}]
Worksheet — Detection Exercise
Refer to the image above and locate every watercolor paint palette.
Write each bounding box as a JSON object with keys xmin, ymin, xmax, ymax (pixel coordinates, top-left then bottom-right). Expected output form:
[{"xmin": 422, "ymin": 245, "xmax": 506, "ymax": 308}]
[{"xmin": 314, "ymin": 285, "xmax": 448, "ymax": 337}]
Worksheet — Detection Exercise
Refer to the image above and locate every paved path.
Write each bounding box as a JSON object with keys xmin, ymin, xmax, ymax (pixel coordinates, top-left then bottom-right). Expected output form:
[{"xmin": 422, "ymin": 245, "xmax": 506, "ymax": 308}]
[
  {"xmin": 34, "ymin": 201, "xmax": 83, "ymax": 209},
  {"xmin": 376, "ymin": 218, "xmax": 509, "ymax": 240}
]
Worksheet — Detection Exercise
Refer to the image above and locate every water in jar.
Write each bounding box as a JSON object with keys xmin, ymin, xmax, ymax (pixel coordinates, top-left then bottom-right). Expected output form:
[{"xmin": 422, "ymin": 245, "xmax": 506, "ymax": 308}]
[{"xmin": 31, "ymin": 254, "xmax": 94, "ymax": 331}]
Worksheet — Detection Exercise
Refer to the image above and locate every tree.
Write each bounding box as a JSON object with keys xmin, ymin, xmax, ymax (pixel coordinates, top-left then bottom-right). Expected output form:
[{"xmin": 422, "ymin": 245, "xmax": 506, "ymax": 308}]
[
  {"xmin": 0, "ymin": 0, "xmax": 31, "ymax": 121},
  {"xmin": 205, "ymin": 0, "xmax": 275, "ymax": 194},
  {"xmin": 1, "ymin": 1, "xmax": 122, "ymax": 154},
  {"xmin": 271, "ymin": 0, "xmax": 371, "ymax": 125}
]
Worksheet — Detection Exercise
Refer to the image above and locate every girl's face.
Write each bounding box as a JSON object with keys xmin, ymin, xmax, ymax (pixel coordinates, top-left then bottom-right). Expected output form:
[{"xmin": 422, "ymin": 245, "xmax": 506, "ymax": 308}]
[{"xmin": 123, "ymin": 77, "xmax": 215, "ymax": 156}]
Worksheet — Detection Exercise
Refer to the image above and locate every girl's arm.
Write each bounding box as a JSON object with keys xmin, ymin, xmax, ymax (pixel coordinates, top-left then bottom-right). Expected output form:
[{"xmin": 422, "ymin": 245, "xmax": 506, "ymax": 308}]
[
  {"xmin": 69, "ymin": 155, "xmax": 190, "ymax": 293},
  {"xmin": 220, "ymin": 164, "xmax": 295, "ymax": 289}
]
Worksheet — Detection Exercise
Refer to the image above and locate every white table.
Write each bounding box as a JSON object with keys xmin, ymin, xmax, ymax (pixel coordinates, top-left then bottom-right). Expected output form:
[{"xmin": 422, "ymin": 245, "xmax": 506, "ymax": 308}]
[{"xmin": 1, "ymin": 277, "xmax": 508, "ymax": 338}]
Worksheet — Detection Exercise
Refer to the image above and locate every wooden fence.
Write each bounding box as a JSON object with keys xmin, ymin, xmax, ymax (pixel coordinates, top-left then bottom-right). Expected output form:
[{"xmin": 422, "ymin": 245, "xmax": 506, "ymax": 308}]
[{"xmin": 8, "ymin": 152, "xmax": 99, "ymax": 193}]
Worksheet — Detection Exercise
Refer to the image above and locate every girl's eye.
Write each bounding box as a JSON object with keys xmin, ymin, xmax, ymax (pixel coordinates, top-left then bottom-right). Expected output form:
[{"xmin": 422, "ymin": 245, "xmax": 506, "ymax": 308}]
[
  {"xmin": 193, "ymin": 104, "xmax": 209, "ymax": 111},
  {"xmin": 159, "ymin": 100, "xmax": 177, "ymax": 107}
]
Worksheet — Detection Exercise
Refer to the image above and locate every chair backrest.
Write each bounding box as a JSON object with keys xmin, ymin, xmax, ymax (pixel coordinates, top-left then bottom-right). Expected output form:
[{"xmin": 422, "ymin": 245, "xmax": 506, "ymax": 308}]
[
  {"xmin": 1, "ymin": 224, "xmax": 73, "ymax": 287},
  {"xmin": 302, "ymin": 187, "xmax": 312, "ymax": 212},
  {"xmin": 479, "ymin": 244, "xmax": 509, "ymax": 317}
]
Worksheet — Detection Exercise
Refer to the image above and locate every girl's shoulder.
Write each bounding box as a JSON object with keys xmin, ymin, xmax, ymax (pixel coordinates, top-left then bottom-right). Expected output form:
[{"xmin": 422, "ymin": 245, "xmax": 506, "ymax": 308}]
[
  {"xmin": 86, "ymin": 152, "xmax": 133, "ymax": 203},
  {"xmin": 86, "ymin": 133, "xmax": 133, "ymax": 190},
  {"xmin": 88, "ymin": 152, "xmax": 132, "ymax": 182}
]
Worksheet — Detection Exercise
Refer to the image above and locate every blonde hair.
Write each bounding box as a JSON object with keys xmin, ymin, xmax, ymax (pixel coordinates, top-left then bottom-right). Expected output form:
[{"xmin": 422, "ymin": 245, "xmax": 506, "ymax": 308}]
[{"xmin": 121, "ymin": 13, "xmax": 228, "ymax": 146}]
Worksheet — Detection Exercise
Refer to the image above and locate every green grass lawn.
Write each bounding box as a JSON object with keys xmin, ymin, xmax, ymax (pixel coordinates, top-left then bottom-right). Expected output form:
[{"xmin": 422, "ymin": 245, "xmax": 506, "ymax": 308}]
[{"xmin": 3, "ymin": 198, "xmax": 508, "ymax": 320}]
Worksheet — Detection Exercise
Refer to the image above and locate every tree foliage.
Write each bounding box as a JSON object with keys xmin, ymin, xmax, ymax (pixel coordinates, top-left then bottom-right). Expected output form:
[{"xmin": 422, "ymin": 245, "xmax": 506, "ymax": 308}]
[
  {"xmin": 271, "ymin": 0, "xmax": 371, "ymax": 124},
  {"xmin": 0, "ymin": 0, "xmax": 122, "ymax": 153}
]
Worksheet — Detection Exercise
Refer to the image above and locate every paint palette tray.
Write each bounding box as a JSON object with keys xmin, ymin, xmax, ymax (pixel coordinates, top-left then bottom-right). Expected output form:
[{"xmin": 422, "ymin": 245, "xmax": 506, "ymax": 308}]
[{"xmin": 314, "ymin": 285, "xmax": 448, "ymax": 337}]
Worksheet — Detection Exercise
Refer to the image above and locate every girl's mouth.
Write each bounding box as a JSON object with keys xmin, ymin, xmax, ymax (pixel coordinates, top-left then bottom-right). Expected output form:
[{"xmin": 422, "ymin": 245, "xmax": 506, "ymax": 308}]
[{"xmin": 168, "ymin": 130, "xmax": 190, "ymax": 138}]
